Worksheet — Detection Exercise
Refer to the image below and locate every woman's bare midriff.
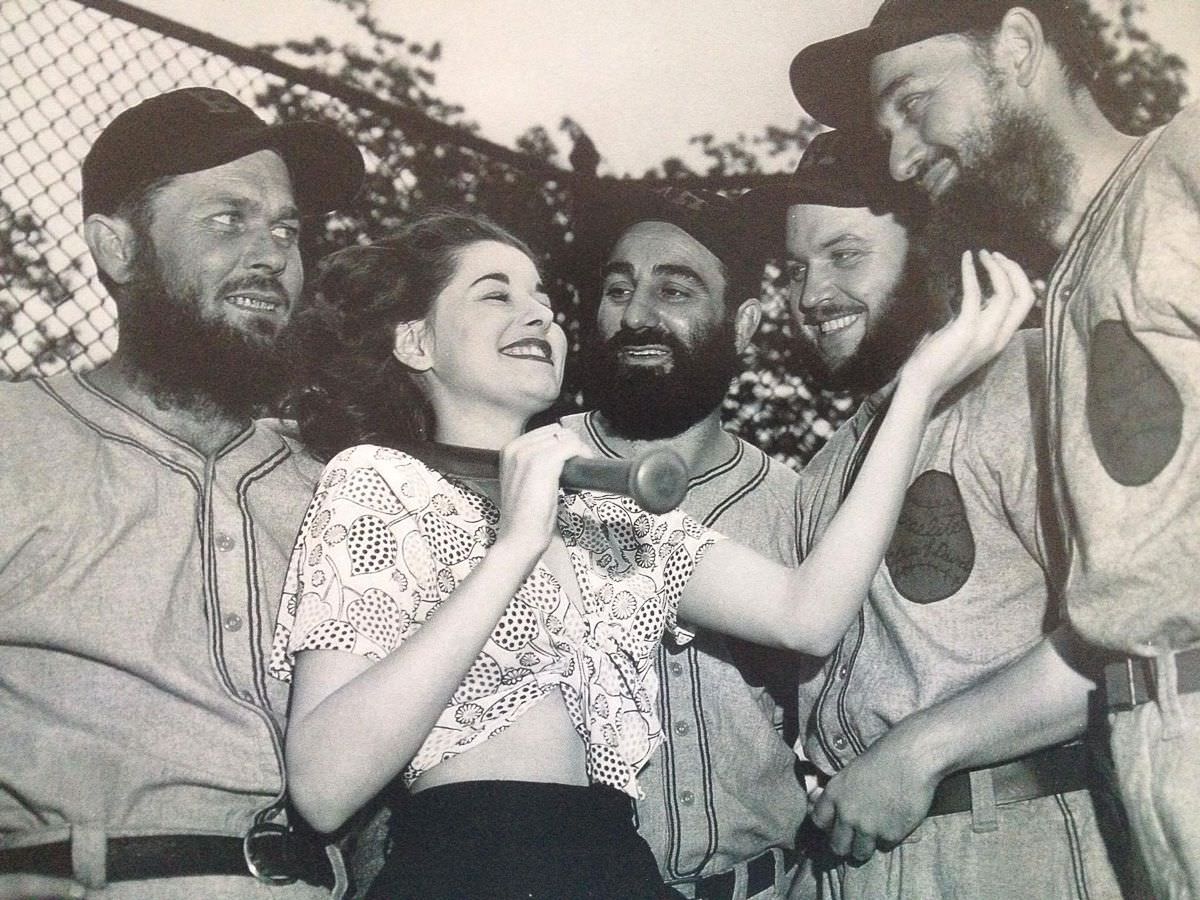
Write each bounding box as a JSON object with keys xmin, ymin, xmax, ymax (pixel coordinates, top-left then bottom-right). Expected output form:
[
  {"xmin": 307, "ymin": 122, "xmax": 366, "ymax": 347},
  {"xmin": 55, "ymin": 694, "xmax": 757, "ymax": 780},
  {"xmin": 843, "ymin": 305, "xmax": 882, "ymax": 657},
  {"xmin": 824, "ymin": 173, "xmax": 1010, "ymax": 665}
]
[{"xmin": 410, "ymin": 686, "xmax": 588, "ymax": 792}]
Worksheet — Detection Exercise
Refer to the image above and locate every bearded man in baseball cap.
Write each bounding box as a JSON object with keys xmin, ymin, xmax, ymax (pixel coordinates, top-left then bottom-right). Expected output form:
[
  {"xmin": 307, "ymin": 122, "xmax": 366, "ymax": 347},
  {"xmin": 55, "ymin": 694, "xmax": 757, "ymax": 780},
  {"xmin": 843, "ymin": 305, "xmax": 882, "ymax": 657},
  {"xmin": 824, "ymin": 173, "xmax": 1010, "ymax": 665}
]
[
  {"xmin": 790, "ymin": 2, "xmax": 1200, "ymax": 897},
  {"xmin": 0, "ymin": 88, "xmax": 363, "ymax": 899},
  {"xmin": 746, "ymin": 126, "xmax": 1137, "ymax": 900}
]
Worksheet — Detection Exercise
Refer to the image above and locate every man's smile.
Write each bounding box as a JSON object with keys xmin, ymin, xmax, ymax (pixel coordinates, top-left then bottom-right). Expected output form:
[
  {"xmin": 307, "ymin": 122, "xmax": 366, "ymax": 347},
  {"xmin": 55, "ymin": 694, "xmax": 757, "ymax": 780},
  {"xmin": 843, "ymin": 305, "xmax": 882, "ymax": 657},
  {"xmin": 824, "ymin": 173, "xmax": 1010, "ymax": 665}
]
[
  {"xmin": 617, "ymin": 344, "xmax": 673, "ymax": 366},
  {"xmin": 812, "ymin": 313, "xmax": 862, "ymax": 335}
]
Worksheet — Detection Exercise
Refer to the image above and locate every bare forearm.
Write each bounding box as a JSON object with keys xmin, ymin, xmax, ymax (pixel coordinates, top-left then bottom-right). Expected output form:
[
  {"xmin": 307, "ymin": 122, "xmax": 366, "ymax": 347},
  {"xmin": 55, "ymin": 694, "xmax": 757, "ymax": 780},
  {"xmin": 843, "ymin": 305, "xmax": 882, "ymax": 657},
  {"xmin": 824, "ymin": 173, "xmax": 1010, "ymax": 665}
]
[
  {"xmin": 891, "ymin": 626, "xmax": 1102, "ymax": 781},
  {"xmin": 681, "ymin": 379, "xmax": 936, "ymax": 654},
  {"xmin": 286, "ymin": 538, "xmax": 539, "ymax": 831},
  {"xmin": 792, "ymin": 377, "xmax": 936, "ymax": 651},
  {"xmin": 813, "ymin": 626, "xmax": 1104, "ymax": 855}
]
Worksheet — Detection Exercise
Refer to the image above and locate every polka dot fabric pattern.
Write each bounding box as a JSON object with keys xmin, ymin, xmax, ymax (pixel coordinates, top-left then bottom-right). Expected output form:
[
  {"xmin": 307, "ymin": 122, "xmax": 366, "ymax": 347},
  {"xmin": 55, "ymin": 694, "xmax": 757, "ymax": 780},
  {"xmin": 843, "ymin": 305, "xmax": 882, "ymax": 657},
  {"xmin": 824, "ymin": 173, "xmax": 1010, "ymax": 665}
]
[{"xmin": 269, "ymin": 444, "xmax": 722, "ymax": 797}]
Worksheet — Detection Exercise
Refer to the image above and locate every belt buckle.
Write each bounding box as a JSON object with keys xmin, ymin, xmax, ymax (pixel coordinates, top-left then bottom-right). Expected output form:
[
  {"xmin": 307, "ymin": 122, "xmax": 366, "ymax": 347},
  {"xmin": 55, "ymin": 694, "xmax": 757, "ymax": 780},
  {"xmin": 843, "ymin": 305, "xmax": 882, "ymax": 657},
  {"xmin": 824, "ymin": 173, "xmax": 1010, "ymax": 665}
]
[{"xmin": 243, "ymin": 822, "xmax": 299, "ymax": 886}]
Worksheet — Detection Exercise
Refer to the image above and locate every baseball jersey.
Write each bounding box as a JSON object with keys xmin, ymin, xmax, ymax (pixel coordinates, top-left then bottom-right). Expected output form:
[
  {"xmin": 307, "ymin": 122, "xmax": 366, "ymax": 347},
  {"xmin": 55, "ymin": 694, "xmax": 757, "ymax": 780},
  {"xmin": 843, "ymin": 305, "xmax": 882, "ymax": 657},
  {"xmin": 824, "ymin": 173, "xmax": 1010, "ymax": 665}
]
[
  {"xmin": 564, "ymin": 411, "xmax": 809, "ymax": 884},
  {"xmin": 795, "ymin": 331, "xmax": 1054, "ymax": 772},
  {"xmin": 1043, "ymin": 102, "xmax": 1200, "ymax": 654}
]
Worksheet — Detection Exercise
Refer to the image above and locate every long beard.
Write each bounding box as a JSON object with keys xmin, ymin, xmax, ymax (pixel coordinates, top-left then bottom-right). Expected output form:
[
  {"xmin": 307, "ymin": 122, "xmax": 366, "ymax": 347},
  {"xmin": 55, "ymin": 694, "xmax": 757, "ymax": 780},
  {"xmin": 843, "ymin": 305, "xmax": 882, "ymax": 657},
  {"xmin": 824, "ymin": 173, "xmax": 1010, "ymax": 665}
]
[
  {"xmin": 926, "ymin": 102, "xmax": 1077, "ymax": 283},
  {"xmin": 793, "ymin": 253, "xmax": 943, "ymax": 396},
  {"xmin": 579, "ymin": 318, "xmax": 742, "ymax": 440},
  {"xmin": 117, "ymin": 246, "xmax": 290, "ymax": 421}
]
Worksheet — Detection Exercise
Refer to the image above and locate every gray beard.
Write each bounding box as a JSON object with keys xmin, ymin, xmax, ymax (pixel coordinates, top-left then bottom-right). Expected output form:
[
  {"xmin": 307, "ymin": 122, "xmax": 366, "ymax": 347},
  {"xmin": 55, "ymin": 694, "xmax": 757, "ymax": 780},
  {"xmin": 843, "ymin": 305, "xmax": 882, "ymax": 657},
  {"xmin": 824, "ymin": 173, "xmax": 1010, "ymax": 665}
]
[
  {"xmin": 792, "ymin": 250, "xmax": 943, "ymax": 396},
  {"xmin": 117, "ymin": 250, "xmax": 289, "ymax": 421},
  {"xmin": 925, "ymin": 102, "xmax": 1078, "ymax": 283}
]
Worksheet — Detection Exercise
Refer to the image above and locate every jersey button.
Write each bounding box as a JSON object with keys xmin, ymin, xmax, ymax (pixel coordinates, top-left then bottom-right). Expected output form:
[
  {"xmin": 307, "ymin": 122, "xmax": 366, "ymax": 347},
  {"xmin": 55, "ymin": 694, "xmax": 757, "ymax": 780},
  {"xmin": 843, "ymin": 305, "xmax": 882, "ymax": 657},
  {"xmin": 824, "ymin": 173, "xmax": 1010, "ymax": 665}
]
[
  {"xmin": 674, "ymin": 721, "xmax": 690, "ymax": 736},
  {"xmin": 680, "ymin": 791, "xmax": 695, "ymax": 805},
  {"xmin": 832, "ymin": 734, "xmax": 848, "ymax": 751},
  {"xmin": 837, "ymin": 665, "xmax": 849, "ymax": 679},
  {"xmin": 669, "ymin": 662, "xmax": 684, "ymax": 676},
  {"xmin": 223, "ymin": 613, "xmax": 243, "ymax": 632},
  {"xmin": 215, "ymin": 532, "xmax": 236, "ymax": 552}
]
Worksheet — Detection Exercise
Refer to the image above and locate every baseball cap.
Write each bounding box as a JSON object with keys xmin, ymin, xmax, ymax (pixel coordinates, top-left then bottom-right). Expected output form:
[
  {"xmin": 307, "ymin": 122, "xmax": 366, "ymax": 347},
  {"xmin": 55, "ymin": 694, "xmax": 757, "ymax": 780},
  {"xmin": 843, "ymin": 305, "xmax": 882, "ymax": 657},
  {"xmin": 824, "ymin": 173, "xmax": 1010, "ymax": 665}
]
[
  {"xmin": 81, "ymin": 87, "xmax": 364, "ymax": 218},
  {"xmin": 790, "ymin": 0, "xmax": 1070, "ymax": 130},
  {"xmin": 578, "ymin": 184, "xmax": 753, "ymax": 283},
  {"xmin": 739, "ymin": 130, "xmax": 926, "ymax": 243}
]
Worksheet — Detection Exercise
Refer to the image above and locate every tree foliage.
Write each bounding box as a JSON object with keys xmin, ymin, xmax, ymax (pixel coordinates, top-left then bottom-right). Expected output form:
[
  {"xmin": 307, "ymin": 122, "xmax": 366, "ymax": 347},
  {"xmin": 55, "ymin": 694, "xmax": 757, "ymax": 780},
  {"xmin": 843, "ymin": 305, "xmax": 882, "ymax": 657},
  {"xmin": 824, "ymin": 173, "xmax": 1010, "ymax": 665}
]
[
  {"xmin": 2, "ymin": 0, "xmax": 1191, "ymax": 462},
  {"xmin": 1084, "ymin": 0, "xmax": 1190, "ymax": 134},
  {"xmin": 0, "ymin": 199, "xmax": 85, "ymax": 376}
]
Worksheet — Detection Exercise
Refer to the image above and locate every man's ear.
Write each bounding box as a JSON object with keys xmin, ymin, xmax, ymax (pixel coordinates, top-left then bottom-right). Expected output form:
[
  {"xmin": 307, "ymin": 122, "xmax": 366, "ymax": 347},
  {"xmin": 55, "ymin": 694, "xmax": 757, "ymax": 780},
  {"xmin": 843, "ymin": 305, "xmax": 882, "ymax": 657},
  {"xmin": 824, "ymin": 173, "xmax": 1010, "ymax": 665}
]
[
  {"xmin": 392, "ymin": 319, "xmax": 434, "ymax": 371},
  {"xmin": 997, "ymin": 7, "xmax": 1046, "ymax": 89},
  {"xmin": 84, "ymin": 214, "xmax": 138, "ymax": 285},
  {"xmin": 733, "ymin": 297, "xmax": 763, "ymax": 354}
]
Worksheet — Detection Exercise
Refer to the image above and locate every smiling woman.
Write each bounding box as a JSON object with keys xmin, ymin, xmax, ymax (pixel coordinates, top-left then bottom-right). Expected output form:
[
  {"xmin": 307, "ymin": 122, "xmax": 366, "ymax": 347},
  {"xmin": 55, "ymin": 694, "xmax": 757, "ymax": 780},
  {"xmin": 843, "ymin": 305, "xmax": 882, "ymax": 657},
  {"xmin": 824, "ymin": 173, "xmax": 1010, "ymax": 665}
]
[
  {"xmin": 393, "ymin": 239, "xmax": 566, "ymax": 447},
  {"xmin": 284, "ymin": 211, "xmax": 540, "ymax": 462},
  {"xmin": 270, "ymin": 208, "xmax": 1037, "ymax": 899},
  {"xmin": 276, "ymin": 210, "xmax": 702, "ymax": 899}
]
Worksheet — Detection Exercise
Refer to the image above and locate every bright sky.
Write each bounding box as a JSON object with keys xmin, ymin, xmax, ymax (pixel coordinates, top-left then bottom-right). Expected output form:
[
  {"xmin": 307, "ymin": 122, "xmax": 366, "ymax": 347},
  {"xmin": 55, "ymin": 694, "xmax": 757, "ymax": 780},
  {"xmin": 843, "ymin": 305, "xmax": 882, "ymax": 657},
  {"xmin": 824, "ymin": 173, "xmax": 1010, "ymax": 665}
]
[{"xmin": 94, "ymin": 0, "xmax": 1200, "ymax": 175}]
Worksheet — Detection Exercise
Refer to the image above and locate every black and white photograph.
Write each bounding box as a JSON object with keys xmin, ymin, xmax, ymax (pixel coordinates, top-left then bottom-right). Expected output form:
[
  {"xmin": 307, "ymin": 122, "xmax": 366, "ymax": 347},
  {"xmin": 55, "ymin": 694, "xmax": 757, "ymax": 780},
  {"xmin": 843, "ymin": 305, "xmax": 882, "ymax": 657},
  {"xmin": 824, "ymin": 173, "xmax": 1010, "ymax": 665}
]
[{"xmin": 2, "ymin": 1, "xmax": 1199, "ymax": 897}]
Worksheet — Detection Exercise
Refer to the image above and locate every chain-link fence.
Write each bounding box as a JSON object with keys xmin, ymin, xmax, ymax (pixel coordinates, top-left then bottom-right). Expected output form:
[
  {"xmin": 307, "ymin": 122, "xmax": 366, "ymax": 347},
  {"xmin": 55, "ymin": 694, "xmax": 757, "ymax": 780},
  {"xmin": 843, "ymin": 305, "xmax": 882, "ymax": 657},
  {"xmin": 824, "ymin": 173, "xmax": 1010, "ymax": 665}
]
[
  {"xmin": 3, "ymin": 0, "xmax": 247, "ymax": 375},
  {"xmin": 0, "ymin": 0, "xmax": 444, "ymax": 378},
  {"xmin": 1, "ymin": 0, "xmax": 852, "ymax": 464}
]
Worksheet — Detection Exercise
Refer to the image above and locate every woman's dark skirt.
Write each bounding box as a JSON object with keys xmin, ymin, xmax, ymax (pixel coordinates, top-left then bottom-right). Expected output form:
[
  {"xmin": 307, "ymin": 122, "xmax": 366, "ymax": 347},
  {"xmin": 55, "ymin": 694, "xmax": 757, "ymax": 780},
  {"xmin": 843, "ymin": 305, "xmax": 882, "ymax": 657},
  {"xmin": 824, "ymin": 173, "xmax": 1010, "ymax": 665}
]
[{"xmin": 366, "ymin": 780, "xmax": 683, "ymax": 900}]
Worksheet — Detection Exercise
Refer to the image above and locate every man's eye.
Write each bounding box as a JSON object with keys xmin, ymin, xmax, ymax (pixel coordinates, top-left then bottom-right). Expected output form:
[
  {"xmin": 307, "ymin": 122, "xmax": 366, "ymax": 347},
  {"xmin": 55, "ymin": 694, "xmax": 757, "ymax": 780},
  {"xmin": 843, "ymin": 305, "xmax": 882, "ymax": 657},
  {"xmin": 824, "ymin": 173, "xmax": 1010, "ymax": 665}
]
[
  {"xmin": 659, "ymin": 284, "xmax": 692, "ymax": 300},
  {"xmin": 785, "ymin": 262, "xmax": 808, "ymax": 284},
  {"xmin": 602, "ymin": 284, "xmax": 632, "ymax": 302},
  {"xmin": 832, "ymin": 250, "xmax": 862, "ymax": 266},
  {"xmin": 899, "ymin": 93, "xmax": 925, "ymax": 121},
  {"xmin": 211, "ymin": 212, "xmax": 241, "ymax": 227},
  {"xmin": 272, "ymin": 223, "xmax": 300, "ymax": 243},
  {"xmin": 482, "ymin": 291, "xmax": 511, "ymax": 303}
]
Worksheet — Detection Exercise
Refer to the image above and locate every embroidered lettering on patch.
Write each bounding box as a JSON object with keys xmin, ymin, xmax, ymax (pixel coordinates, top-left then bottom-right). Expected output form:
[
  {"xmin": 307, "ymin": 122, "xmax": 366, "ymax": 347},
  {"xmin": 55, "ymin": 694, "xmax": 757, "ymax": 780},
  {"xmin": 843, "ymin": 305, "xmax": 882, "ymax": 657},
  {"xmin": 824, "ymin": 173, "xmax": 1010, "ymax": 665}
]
[
  {"xmin": 885, "ymin": 470, "xmax": 975, "ymax": 604},
  {"xmin": 1087, "ymin": 320, "xmax": 1182, "ymax": 487}
]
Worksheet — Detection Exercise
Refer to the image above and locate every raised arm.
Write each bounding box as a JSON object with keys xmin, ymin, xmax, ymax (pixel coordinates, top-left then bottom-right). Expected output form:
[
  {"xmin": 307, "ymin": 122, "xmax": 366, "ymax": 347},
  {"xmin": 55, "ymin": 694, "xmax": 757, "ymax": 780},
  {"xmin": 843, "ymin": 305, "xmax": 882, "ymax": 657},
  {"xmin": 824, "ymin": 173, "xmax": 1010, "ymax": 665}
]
[
  {"xmin": 679, "ymin": 250, "xmax": 1035, "ymax": 654},
  {"xmin": 284, "ymin": 427, "xmax": 590, "ymax": 832}
]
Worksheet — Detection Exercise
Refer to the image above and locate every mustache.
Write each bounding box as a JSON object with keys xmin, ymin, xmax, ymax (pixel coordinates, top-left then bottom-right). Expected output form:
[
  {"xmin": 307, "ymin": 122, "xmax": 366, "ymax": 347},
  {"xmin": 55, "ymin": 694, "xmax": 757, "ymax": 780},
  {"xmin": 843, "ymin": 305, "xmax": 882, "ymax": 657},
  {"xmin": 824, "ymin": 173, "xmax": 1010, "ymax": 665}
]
[
  {"xmin": 220, "ymin": 273, "xmax": 290, "ymax": 304},
  {"xmin": 605, "ymin": 326, "xmax": 684, "ymax": 352},
  {"xmin": 801, "ymin": 304, "xmax": 861, "ymax": 327}
]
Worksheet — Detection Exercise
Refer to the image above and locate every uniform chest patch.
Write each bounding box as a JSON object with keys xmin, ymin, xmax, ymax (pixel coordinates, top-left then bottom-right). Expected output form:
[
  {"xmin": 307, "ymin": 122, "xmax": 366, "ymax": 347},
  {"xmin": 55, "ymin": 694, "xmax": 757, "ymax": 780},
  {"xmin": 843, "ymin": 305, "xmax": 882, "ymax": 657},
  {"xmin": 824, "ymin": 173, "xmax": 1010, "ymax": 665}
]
[
  {"xmin": 1087, "ymin": 319, "xmax": 1182, "ymax": 487},
  {"xmin": 885, "ymin": 470, "xmax": 975, "ymax": 603}
]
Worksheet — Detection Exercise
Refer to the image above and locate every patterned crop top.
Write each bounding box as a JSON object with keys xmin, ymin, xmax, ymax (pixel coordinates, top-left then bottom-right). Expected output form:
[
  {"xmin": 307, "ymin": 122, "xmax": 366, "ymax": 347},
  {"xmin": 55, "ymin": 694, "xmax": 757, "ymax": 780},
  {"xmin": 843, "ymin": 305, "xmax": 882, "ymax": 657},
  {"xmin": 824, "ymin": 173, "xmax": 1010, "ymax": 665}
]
[{"xmin": 269, "ymin": 444, "xmax": 722, "ymax": 798}]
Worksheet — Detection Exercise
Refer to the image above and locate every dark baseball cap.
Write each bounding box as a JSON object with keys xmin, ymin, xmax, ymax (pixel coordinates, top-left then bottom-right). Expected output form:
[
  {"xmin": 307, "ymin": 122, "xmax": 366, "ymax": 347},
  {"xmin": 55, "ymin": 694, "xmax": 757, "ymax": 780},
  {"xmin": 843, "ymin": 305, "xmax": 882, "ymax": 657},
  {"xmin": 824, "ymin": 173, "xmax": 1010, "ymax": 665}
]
[
  {"xmin": 81, "ymin": 87, "xmax": 364, "ymax": 218},
  {"xmin": 790, "ymin": 0, "xmax": 1068, "ymax": 130},
  {"xmin": 582, "ymin": 184, "xmax": 751, "ymax": 276},
  {"xmin": 570, "ymin": 183, "xmax": 763, "ymax": 305},
  {"xmin": 739, "ymin": 130, "xmax": 926, "ymax": 241}
]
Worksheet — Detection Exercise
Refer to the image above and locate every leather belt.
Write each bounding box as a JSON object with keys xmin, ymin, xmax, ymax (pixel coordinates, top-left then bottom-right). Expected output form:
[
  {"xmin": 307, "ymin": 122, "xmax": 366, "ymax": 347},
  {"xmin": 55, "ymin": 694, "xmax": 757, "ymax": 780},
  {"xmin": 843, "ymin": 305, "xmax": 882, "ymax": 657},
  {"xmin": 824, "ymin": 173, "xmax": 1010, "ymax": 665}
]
[
  {"xmin": 927, "ymin": 742, "xmax": 1092, "ymax": 817},
  {"xmin": 0, "ymin": 832, "xmax": 335, "ymax": 887},
  {"xmin": 1103, "ymin": 647, "xmax": 1200, "ymax": 711},
  {"xmin": 693, "ymin": 846, "xmax": 795, "ymax": 900}
]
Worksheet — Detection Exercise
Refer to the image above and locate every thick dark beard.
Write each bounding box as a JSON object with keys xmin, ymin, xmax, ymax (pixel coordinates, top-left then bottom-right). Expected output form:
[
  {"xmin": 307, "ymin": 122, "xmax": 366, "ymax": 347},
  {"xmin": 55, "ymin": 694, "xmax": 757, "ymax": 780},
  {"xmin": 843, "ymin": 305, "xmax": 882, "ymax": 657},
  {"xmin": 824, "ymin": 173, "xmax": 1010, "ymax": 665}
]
[
  {"xmin": 116, "ymin": 244, "xmax": 290, "ymax": 422},
  {"xmin": 792, "ymin": 252, "xmax": 943, "ymax": 395},
  {"xmin": 926, "ymin": 101, "xmax": 1077, "ymax": 283},
  {"xmin": 579, "ymin": 318, "xmax": 742, "ymax": 440}
]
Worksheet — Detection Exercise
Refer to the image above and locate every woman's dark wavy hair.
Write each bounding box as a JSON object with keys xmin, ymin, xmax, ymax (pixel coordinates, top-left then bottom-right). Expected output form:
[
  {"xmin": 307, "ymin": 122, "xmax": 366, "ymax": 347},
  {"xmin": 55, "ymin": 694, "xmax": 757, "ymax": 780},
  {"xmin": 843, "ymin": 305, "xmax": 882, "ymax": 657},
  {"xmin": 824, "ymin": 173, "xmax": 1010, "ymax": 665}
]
[{"xmin": 287, "ymin": 210, "xmax": 537, "ymax": 462}]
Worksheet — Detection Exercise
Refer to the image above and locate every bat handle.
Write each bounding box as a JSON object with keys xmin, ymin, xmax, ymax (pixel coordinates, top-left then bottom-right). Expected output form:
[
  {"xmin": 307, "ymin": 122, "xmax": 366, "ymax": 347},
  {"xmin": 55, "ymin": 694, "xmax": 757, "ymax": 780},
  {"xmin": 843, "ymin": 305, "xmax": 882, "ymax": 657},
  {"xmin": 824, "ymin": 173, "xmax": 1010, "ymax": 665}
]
[{"xmin": 561, "ymin": 449, "xmax": 690, "ymax": 514}]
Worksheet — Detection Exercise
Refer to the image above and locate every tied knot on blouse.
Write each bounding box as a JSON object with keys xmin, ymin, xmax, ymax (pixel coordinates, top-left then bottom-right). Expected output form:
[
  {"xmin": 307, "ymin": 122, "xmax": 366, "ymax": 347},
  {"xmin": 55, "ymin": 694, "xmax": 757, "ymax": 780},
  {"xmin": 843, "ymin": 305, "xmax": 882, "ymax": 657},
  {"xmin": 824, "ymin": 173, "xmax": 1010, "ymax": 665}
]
[{"xmin": 269, "ymin": 444, "xmax": 722, "ymax": 797}]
